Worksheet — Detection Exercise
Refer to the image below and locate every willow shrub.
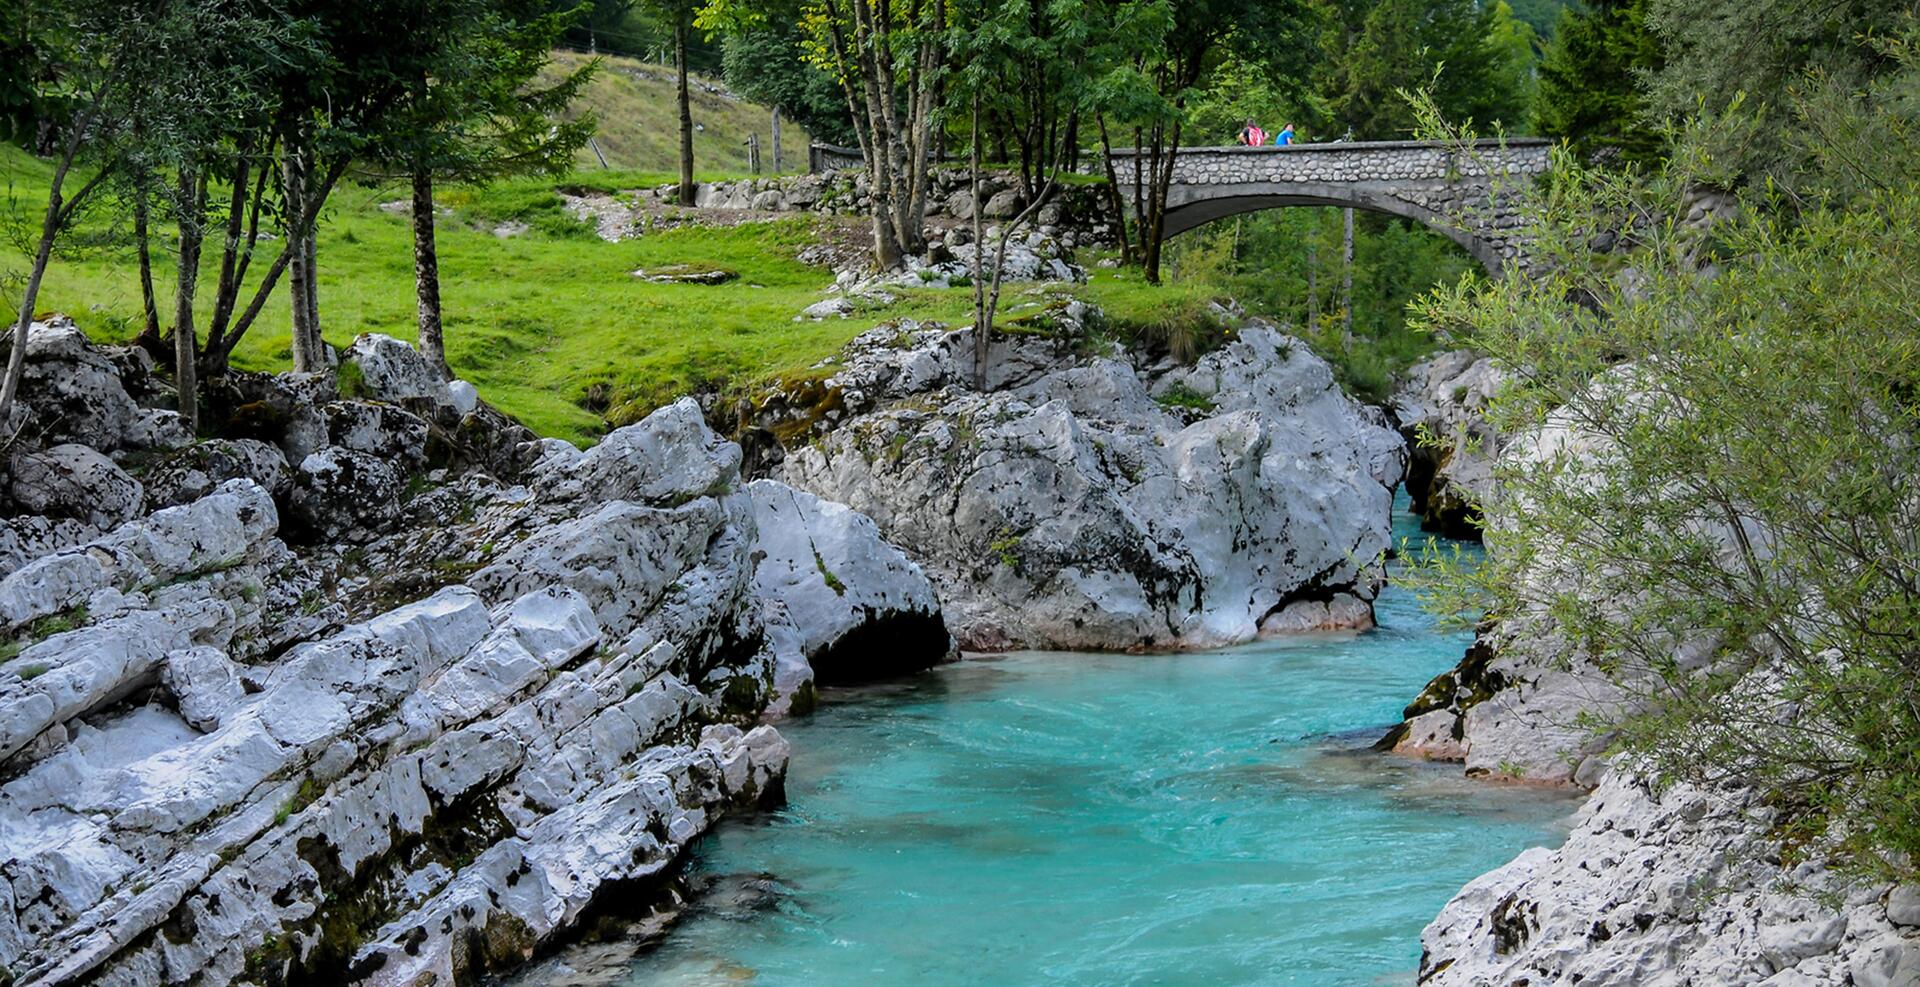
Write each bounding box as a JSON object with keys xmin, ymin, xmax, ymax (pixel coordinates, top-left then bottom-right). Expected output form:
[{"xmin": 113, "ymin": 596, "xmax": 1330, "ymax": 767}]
[{"xmin": 1409, "ymin": 104, "xmax": 1920, "ymax": 878}]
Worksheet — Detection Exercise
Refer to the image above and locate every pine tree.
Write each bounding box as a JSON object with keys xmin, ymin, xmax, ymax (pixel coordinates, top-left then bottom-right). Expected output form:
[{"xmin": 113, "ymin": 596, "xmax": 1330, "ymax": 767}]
[{"xmin": 1535, "ymin": 0, "xmax": 1662, "ymax": 165}]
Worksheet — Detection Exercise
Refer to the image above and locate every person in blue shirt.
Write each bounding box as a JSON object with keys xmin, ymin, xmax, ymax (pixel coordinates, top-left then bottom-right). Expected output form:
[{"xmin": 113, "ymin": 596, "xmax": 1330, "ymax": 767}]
[{"xmin": 1275, "ymin": 123, "xmax": 1296, "ymax": 146}]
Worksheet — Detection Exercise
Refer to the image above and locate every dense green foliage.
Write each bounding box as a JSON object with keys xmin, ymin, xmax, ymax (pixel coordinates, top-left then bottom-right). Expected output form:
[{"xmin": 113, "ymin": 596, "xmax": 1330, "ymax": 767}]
[
  {"xmin": 1329, "ymin": 0, "xmax": 1537, "ymax": 137},
  {"xmin": 1166, "ymin": 210, "xmax": 1466, "ymax": 400},
  {"xmin": 1411, "ymin": 39, "xmax": 1920, "ymax": 875},
  {"xmin": 1534, "ymin": 0, "xmax": 1660, "ymax": 164},
  {"xmin": 719, "ymin": 23, "xmax": 856, "ymax": 146}
]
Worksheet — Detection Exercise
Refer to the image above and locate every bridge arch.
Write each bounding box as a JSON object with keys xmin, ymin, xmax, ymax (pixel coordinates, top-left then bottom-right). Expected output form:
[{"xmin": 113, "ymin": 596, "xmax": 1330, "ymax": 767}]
[{"xmin": 1106, "ymin": 139, "xmax": 1551, "ymax": 275}]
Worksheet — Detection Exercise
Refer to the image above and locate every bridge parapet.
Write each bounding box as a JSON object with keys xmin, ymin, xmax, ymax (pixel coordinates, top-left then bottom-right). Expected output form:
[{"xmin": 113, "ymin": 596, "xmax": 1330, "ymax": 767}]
[
  {"xmin": 1109, "ymin": 139, "xmax": 1549, "ymax": 185},
  {"xmin": 1105, "ymin": 139, "xmax": 1552, "ymax": 272}
]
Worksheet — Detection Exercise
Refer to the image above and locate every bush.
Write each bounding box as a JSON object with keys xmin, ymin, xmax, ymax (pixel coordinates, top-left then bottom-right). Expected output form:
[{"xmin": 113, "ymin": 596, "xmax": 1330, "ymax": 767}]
[{"xmin": 1412, "ymin": 87, "xmax": 1920, "ymax": 880}]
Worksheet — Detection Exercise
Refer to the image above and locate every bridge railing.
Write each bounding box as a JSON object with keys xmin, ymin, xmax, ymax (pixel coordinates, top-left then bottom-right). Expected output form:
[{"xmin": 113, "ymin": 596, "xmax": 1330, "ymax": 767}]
[{"xmin": 1097, "ymin": 138, "xmax": 1552, "ymax": 184}]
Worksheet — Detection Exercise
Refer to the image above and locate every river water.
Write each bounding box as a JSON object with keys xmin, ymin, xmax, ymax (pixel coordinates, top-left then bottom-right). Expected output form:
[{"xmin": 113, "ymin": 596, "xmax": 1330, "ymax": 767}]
[{"xmin": 517, "ymin": 502, "xmax": 1577, "ymax": 986}]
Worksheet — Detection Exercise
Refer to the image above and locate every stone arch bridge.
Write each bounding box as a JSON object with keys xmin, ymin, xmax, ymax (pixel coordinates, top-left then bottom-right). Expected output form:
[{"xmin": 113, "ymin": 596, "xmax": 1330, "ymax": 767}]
[{"xmin": 1103, "ymin": 139, "xmax": 1551, "ymax": 273}]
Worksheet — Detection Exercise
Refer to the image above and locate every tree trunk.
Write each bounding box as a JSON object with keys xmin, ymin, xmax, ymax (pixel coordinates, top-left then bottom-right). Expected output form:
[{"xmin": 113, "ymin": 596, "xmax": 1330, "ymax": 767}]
[
  {"xmin": 411, "ymin": 167, "xmax": 451, "ymax": 379},
  {"xmin": 203, "ymin": 144, "xmax": 278, "ymax": 377},
  {"xmin": 203, "ymin": 151, "xmax": 252, "ymax": 368},
  {"xmin": 302, "ymin": 203, "xmax": 320, "ymax": 352},
  {"xmin": 0, "ymin": 109, "xmax": 99, "ymax": 424},
  {"xmin": 1342, "ymin": 206, "xmax": 1355, "ymax": 346},
  {"xmin": 173, "ymin": 170, "xmax": 205, "ymax": 432},
  {"xmin": 971, "ymin": 95, "xmax": 988, "ymax": 390},
  {"xmin": 210, "ymin": 158, "xmax": 345, "ymax": 368},
  {"xmin": 284, "ymin": 135, "xmax": 324, "ymax": 372},
  {"xmin": 829, "ymin": 0, "xmax": 939, "ymax": 271},
  {"xmin": 1, "ymin": 213, "xmax": 60, "ymax": 427},
  {"xmin": 134, "ymin": 189, "xmax": 162, "ymax": 351},
  {"xmin": 1141, "ymin": 117, "xmax": 1183, "ymax": 285},
  {"xmin": 676, "ymin": 15, "xmax": 695, "ymax": 206},
  {"xmin": 1307, "ymin": 236, "xmax": 1320, "ymax": 333},
  {"xmin": 1094, "ymin": 115, "xmax": 1134, "ymax": 266}
]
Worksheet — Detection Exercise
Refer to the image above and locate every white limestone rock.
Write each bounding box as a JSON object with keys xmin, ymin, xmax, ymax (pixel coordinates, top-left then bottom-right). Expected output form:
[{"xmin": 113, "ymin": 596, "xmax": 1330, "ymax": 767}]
[
  {"xmin": 345, "ymin": 333, "xmax": 446, "ymax": 405},
  {"xmin": 8, "ymin": 318, "xmax": 143, "ymax": 452},
  {"xmin": 0, "ymin": 478, "xmax": 277, "ymax": 630},
  {"xmin": 160, "ymin": 647, "xmax": 247, "ymax": 731},
  {"xmin": 1421, "ymin": 769, "xmax": 1920, "ymax": 987},
  {"xmin": 781, "ymin": 320, "xmax": 1404, "ymax": 651},
  {"xmin": 8, "ymin": 443, "xmax": 145, "ymax": 529},
  {"xmin": 0, "ymin": 514, "xmax": 97, "ymax": 580},
  {"xmin": 324, "ymin": 399, "xmax": 430, "ymax": 468},
  {"xmin": 0, "ymin": 599, "xmax": 235, "ymax": 763},
  {"xmin": 747, "ymin": 479, "xmax": 949, "ymax": 691},
  {"xmin": 141, "ymin": 438, "xmax": 292, "ymax": 509},
  {"xmin": 446, "ymin": 378, "xmax": 480, "ymax": 416},
  {"xmin": 532, "ymin": 397, "xmax": 740, "ymax": 507},
  {"xmin": 289, "ymin": 446, "xmax": 404, "ymax": 543},
  {"xmin": 1391, "ymin": 349, "xmax": 1504, "ymax": 537},
  {"xmin": 0, "ymin": 319, "xmax": 946, "ymax": 987},
  {"xmin": 121, "ymin": 408, "xmax": 195, "ymax": 453}
]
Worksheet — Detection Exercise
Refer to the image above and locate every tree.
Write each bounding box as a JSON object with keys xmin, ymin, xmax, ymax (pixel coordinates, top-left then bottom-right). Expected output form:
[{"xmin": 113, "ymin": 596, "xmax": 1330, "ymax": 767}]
[
  {"xmin": 639, "ymin": 0, "xmax": 701, "ymax": 203},
  {"xmin": 1412, "ymin": 59, "xmax": 1920, "ymax": 879},
  {"xmin": 1, "ymin": 16, "xmax": 120, "ymax": 422},
  {"xmin": 1535, "ymin": 0, "xmax": 1663, "ymax": 165},
  {"xmin": 720, "ymin": 20, "xmax": 856, "ymax": 146},
  {"xmin": 946, "ymin": 0, "xmax": 1087, "ymax": 386},
  {"xmin": 1091, "ymin": 0, "xmax": 1313, "ymax": 282},
  {"xmin": 702, "ymin": 0, "xmax": 948, "ymax": 270},
  {"xmin": 1331, "ymin": 0, "xmax": 1535, "ymax": 138},
  {"xmin": 2, "ymin": 0, "xmax": 283, "ymax": 425},
  {"xmin": 372, "ymin": 0, "xmax": 594, "ymax": 378},
  {"xmin": 1643, "ymin": 0, "xmax": 1910, "ymax": 182}
]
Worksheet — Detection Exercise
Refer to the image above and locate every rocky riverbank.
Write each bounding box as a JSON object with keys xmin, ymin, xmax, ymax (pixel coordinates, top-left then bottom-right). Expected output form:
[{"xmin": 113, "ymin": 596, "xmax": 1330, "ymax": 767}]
[
  {"xmin": 736, "ymin": 304, "xmax": 1406, "ymax": 652},
  {"xmin": 1383, "ymin": 352, "xmax": 1920, "ymax": 985},
  {"xmin": 0, "ymin": 321, "xmax": 948, "ymax": 986}
]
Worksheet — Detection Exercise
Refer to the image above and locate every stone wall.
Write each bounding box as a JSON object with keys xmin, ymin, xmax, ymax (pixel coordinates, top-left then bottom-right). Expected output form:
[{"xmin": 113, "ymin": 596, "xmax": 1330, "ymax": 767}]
[{"xmin": 1105, "ymin": 140, "xmax": 1551, "ymax": 271}]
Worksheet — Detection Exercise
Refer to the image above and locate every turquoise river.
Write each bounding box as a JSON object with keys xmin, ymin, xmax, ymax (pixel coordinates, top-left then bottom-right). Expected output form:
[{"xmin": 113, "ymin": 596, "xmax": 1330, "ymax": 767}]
[{"xmin": 513, "ymin": 502, "xmax": 1578, "ymax": 986}]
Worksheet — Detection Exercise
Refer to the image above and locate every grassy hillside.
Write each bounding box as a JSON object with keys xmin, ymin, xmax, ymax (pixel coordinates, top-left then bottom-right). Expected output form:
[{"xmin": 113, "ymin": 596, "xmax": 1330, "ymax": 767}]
[
  {"xmin": 541, "ymin": 50, "xmax": 813, "ymax": 176},
  {"xmin": 0, "ymin": 144, "xmax": 1238, "ymax": 447}
]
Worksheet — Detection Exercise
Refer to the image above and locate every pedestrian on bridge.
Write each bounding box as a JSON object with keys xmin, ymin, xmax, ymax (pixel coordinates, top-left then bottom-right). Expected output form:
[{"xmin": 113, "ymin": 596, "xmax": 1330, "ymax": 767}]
[
  {"xmin": 1275, "ymin": 123, "xmax": 1296, "ymax": 146},
  {"xmin": 1237, "ymin": 119, "xmax": 1268, "ymax": 146}
]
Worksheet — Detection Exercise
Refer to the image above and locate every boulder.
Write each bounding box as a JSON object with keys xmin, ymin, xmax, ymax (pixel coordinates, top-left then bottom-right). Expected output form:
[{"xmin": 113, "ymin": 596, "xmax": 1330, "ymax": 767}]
[
  {"xmin": 780, "ymin": 320, "xmax": 1404, "ymax": 651},
  {"xmin": 121, "ymin": 408, "xmax": 196, "ymax": 453},
  {"xmin": 205, "ymin": 370, "xmax": 338, "ymax": 463},
  {"xmin": 288, "ymin": 446, "xmax": 404, "ymax": 543},
  {"xmin": 1422, "ymin": 769, "xmax": 1920, "ymax": 986},
  {"xmin": 160, "ymin": 646, "xmax": 247, "ymax": 731},
  {"xmin": 345, "ymin": 333, "xmax": 445, "ymax": 405},
  {"xmin": 7, "ymin": 319, "xmax": 144, "ymax": 453},
  {"xmin": 8, "ymin": 443, "xmax": 145, "ymax": 529},
  {"xmin": 325, "ymin": 399, "xmax": 430, "ymax": 469},
  {"xmin": 1391, "ymin": 350, "xmax": 1503, "ymax": 538},
  {"xmin": 0, "ymin": 515, "xmax": 97, "ymax": 581},
  {"xmin": 747, "ymin": 480, "xmax": 950, "ymax": 689},
  {"xmin": 533, "ymin": 397, "xmax": 740, "ymax": 507},
  {"xmin": 446, "ymin": 379, "xmax": 479, "ymax": 416},
  {"xmin": 0, "ymin": 478, "xmax": 277, "ymax": 630},
  {"xmin": 982, "ymin": 188, "xmax": 1025, "ymax": 218},
  {"xmin": 142, "ymin": 438, "xmax": 293, "ymax": 509}
]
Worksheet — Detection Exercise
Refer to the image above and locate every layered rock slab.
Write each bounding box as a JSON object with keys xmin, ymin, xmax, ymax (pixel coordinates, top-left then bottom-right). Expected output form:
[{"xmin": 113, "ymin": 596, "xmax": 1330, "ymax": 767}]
[{"xmin": 0, "ymin": 329, "xmax": 947, "ymax": 986}]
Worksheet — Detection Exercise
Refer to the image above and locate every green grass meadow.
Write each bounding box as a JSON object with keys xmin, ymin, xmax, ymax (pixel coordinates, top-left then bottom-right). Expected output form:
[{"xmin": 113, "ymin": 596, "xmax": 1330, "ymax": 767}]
[{"xmin": 3, "ymin": 143, "xmax": 1243, "ymax": 446}]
